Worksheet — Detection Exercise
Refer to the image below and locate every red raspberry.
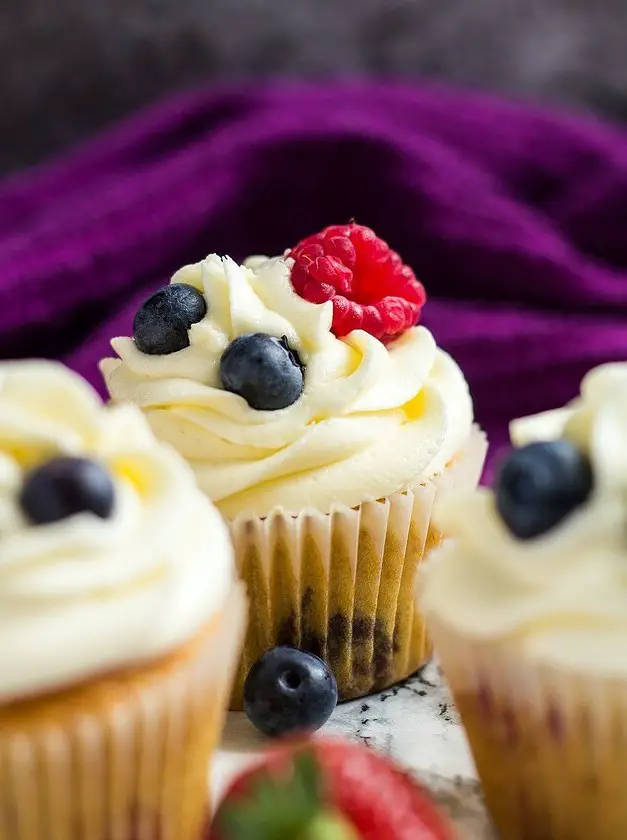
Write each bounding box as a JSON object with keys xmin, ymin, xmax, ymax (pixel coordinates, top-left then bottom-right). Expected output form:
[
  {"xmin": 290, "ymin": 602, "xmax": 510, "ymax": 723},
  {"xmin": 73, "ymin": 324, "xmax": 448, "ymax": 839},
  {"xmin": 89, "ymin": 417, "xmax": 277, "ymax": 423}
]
[{"xmin": 288, "ymin": 223, "xmax": 426, "ymax": 342}]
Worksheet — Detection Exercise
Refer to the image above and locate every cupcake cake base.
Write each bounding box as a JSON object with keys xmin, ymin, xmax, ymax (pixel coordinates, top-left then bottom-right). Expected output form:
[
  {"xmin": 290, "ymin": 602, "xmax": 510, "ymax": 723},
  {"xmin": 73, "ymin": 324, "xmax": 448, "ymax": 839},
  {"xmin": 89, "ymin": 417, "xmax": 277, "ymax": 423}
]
[
  {"xmin": 230, "ymin": 427, "xmax": 486, "ymax": 709},
  {"xmin": 431, "ymin": 619, "xmax": 627, "ymax": 840},
  {"xmin": 0, "ymin": 583, "xmax": 246, "ymax": 840}
]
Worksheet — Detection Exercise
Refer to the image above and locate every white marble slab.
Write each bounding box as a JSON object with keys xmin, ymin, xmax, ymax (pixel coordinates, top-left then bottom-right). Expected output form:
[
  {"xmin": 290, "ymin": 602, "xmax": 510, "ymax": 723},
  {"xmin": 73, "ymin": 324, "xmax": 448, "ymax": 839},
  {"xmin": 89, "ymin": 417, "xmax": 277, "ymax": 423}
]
[{"xmin": 212, "ymin": 662, "xmax": 497, "ymax": 839}]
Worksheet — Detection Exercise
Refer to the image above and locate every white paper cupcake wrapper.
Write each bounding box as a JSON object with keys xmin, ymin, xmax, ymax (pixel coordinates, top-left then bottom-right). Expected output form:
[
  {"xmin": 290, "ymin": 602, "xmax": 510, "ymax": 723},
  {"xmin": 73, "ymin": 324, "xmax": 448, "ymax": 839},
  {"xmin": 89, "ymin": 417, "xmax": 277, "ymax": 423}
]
[
  {"xmin": 430, "ymin": 617, "xmax": 627, "ymax": 840},
  {"xmin": 229, "ymin": 426, "xmax": 487, "ymax": 707},
  {"xmin": 0, "ymin": 583, "xmax": 246, "ymax": 840}
]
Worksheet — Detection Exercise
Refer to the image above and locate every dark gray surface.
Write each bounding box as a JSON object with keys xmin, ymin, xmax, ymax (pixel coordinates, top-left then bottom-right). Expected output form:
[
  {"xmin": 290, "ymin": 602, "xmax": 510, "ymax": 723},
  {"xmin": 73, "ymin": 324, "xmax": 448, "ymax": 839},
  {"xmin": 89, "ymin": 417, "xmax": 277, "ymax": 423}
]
[{"xmin": 1, "ymin": 0, "xmax": 626, "ymax": 173}]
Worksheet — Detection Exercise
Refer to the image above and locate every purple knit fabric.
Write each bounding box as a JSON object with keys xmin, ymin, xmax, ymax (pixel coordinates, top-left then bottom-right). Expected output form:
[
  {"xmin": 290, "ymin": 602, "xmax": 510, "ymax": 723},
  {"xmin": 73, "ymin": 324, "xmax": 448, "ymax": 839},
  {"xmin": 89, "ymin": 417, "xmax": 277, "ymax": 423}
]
[{"xmin": 1, "ymin": 81, "xmax": 627, "ymax": 478}]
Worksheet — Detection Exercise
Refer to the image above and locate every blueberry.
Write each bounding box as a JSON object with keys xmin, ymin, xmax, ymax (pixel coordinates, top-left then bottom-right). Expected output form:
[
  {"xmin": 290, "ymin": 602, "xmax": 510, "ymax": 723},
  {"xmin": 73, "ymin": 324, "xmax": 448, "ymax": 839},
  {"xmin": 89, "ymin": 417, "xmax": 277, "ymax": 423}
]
[
  {"xmin": 244, "ymin": 646, "xmax": 338, "ymax": 738},
  {"xmin": 220, "ymin": 334, "xmax": 304, "ymax": 411},
  {"xmin": 20, "ymin": 457, "xmax": 115, "ymax": 525},
  {"xmin": 133, "ymin": 283, "xmax": 207, "ymax": 355},
  {"xmin": 496, "ymin": 440, "xmax": 593, "ymax": 540}
]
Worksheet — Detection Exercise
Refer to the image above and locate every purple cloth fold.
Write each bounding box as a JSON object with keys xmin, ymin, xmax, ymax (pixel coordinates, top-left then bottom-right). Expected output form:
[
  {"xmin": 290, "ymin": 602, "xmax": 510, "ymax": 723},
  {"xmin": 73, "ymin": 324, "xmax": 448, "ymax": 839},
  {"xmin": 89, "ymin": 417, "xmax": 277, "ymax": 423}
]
[{"xmin": 1, "ymin": 81, "xmax": 627, "ymax": 477}]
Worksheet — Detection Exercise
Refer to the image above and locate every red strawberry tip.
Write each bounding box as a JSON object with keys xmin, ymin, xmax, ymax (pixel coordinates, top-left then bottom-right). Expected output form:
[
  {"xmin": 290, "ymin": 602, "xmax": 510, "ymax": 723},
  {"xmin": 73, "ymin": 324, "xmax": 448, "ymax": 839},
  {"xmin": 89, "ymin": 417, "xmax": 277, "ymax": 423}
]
[{"xmin": 209, "ymin": 737, "xmax": 453, "ymax": 840}]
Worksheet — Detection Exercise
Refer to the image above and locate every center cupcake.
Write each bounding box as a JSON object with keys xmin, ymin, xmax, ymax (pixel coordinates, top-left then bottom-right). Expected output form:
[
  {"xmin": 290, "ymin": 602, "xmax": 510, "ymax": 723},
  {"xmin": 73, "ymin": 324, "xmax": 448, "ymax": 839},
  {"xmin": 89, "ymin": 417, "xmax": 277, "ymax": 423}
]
[{"xmin": 101, "ymin": 222, "xmax": 486, "ymax": 704}]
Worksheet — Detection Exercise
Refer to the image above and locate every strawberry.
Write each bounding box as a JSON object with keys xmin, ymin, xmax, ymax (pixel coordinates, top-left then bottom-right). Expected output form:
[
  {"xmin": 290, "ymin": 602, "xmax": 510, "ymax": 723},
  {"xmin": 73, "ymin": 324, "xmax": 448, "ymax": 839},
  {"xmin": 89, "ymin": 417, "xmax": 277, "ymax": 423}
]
[{"xmin": 209, "ymin": 737, "xmax": 454, "ymax": 840}]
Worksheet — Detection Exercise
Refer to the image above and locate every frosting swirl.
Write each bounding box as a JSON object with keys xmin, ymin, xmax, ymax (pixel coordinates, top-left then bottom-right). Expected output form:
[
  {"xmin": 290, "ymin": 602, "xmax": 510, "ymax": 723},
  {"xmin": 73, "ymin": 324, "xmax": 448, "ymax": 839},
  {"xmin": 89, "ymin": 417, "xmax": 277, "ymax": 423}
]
[
  {"xmin": 421, "ymin": 362, "xmax": 627, "ymax": 675},
  {"xmin": 0, "ymin": 361, "xmax": 234, "ymax": 701},
  {"xmin": 101, "ymin": 255, "xmax": 474, "ymax": 517}
]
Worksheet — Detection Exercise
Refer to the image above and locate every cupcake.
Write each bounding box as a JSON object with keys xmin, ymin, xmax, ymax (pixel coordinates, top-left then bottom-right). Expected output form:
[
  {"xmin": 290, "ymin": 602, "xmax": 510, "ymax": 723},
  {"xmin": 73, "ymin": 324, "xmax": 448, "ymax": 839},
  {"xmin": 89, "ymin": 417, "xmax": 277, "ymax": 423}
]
[
  {"xmin": 0, "ymin": 361, "xmax": 245, "ymax": 838},
  {"xmin": 101, "ymin": 222, "xmax": 486, "ymax": 705},
  {"xmin": 421, "ymin": 362, "xmax": 627, "ymax": 840}
]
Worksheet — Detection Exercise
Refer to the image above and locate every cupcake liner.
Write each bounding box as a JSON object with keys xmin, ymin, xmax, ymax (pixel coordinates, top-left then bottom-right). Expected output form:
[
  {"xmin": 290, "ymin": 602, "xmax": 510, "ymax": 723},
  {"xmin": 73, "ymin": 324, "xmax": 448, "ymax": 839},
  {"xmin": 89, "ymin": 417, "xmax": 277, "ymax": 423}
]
[
  {"xmin": 0, "ymin": 583, "xmax": 246, "ymax": 840},
  {"xmin": 229, "ymin": 426, "xmax": 487, "ymax": 708},
  {"xmin": 430, "ymin": 618, "xmax": 627, "ymax": 840}
]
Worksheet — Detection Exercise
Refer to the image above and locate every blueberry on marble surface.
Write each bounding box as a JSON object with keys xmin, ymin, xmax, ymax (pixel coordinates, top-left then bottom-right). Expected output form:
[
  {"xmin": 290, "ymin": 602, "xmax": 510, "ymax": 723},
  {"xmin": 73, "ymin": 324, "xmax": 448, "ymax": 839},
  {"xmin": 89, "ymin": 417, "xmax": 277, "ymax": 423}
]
[
  {"xmin": 496, "ymin": 440, "xmax": 593, "ymax": 540},
  {"xmin": 20, "ymin": 457, "xmax": 115, "ymax": 525},
  {"xmin": 244, "ymin": 646, "xmax": 338, "ymax": 738},
  {"xmin": 133, "ymin": 283, "xmax": 207, "ymax": 355},
  {"xmin": 220, "ymin": 333, "xmax": 304, "ymax": 411}
]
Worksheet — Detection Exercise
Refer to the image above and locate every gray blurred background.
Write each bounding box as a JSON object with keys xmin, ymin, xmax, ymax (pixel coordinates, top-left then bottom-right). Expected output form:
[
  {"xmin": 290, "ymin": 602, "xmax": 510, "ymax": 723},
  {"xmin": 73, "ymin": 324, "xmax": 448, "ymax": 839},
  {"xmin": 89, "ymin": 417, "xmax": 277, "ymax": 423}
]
[{"xmin": 1, "ymin": 0, "xmax": 626, "ymax": 175}]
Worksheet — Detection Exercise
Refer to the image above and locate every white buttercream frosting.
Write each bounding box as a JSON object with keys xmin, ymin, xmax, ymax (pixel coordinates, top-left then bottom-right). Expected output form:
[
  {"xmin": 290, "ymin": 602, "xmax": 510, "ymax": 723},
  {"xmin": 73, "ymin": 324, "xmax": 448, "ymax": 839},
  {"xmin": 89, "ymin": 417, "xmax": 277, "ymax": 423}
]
[
  {"xmin": 0, "ymin": 361, "xmax": 234, "ymax": 701},
  {"xmin": 101, "ymin": 254, "xmax": 474, "ymax": 517},
  {"xmin": 422, "ymin": 362, "xmax": 627, "ymax": 675}
]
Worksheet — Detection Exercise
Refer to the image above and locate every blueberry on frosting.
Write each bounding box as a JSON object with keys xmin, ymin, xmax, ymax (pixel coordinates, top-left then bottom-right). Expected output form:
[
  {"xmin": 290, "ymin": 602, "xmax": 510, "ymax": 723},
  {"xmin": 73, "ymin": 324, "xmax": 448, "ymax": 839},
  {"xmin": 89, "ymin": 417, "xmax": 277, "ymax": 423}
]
[
  {"xmin": 496, "ymin": 440, "xmax": 593, "ymax": 540},
  {"xmin": 220, "ymin": 333, "xmax": 305, "ymax": 411},
  {"xmin": 20, "ymin": 457, "xmax": 115, "ymax": 525},
  {"xmin": 133, "ymin": 283, "xmax": 207, "ymax": 355}
]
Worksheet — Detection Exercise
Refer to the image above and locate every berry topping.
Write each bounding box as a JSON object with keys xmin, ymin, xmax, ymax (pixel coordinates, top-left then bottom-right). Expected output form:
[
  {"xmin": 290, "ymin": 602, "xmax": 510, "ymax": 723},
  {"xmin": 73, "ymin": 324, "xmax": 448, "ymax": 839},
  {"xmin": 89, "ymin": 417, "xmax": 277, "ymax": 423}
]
[
  {"xmin": 244, "ymin": 646, "xmax": 338, "ymax": 738},
  {"xmin": 220, "ymin": 334, "xmax": 305, "ymax": 411},
  {"xmin": 210, "ymin": 737, "xmax": 454, "ymax": 840},
  {"xmin": 288, "ymin": 223, "xmax": 426, "ymax": 342},
  {"xmin": 133, "ymin": 283, "xmax": 207, "ymax": 355},
  {"xmin": 20, "ymin": 457, "xmax": 115, "ymax": 525},
  {"xmin": 496, "ymin": 440, "xmax": 593, "ymax": 540}
]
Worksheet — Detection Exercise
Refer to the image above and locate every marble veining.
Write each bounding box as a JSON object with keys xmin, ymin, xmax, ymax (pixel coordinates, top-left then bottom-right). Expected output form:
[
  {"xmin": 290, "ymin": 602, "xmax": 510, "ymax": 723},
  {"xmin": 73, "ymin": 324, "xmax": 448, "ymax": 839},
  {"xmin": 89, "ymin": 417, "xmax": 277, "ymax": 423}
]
[{"xmin": 213, "ymin": 661, "xmax": 496, "ymax": 838}]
